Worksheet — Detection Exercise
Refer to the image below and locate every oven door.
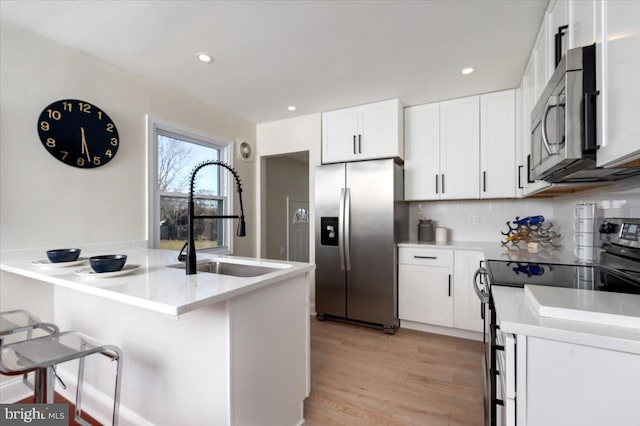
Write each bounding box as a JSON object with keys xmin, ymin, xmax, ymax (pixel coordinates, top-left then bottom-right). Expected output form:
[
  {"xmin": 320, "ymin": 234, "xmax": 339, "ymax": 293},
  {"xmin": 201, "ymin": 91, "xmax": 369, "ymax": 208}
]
[
  {"xmin": 530, "ymin": 77, "xmax": 568, "ymax": 180},
  {"xmin": 474, "ymin": 267, "xmax": 493, "ymax": 425}
]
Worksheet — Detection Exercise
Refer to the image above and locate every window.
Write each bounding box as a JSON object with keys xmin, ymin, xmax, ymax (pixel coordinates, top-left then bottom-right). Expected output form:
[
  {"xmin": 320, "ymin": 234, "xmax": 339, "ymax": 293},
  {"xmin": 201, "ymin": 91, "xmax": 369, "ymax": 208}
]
[{"xmin": 148, "ymin": 119, "xmax": 232, "ymax": 253}]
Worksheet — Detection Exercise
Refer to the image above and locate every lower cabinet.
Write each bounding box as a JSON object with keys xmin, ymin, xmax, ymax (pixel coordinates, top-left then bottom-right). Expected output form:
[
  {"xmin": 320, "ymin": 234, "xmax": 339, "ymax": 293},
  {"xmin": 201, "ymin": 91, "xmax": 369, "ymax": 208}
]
[
  {"xmin": 399, "ymin": 264, "xmax": 453, "ymax": 327},
  {"xmin": 398, "ymin": 247, "xmax": 483, "ymax": 333}
]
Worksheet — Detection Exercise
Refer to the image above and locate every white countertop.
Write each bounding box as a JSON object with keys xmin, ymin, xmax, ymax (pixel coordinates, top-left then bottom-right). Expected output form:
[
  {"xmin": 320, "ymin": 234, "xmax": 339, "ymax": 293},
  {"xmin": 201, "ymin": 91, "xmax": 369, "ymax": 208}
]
[
  {"xmin": 492, "ymin": 286, "xmax": 640, "ymax": 354},
  {"xmin": 0, "ymin": 242, "xmax": 315, "ymax": 317}
]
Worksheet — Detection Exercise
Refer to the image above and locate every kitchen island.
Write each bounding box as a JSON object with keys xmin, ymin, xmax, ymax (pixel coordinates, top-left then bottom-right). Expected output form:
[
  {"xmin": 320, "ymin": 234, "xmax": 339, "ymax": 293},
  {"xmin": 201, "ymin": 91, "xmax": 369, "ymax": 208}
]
[{"xmin": 0, "ymin": 242, "xmax": 315, "ymax": 426}]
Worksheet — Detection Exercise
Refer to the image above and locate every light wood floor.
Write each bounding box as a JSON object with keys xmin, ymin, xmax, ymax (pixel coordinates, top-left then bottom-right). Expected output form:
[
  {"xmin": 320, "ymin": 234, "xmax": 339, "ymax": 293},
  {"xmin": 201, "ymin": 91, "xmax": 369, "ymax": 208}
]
[{"xmin": 304, "ymin": 319, "xmax": 484, "ymax": 425}]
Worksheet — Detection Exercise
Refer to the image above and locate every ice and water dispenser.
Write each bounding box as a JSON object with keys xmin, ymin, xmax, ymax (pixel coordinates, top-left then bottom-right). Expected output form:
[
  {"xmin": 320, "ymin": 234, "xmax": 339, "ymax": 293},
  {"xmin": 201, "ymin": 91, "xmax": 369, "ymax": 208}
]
[{"xmin": 320, "ymin": 217, "xmax": 339, "ymax": 246}]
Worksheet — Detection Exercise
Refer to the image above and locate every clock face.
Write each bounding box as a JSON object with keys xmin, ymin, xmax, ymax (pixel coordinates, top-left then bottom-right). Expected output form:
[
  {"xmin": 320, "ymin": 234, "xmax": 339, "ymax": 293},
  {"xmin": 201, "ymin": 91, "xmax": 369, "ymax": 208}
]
[{"xmin": 37, "ymin": 99, "xmax": 119, "ymax": 168}]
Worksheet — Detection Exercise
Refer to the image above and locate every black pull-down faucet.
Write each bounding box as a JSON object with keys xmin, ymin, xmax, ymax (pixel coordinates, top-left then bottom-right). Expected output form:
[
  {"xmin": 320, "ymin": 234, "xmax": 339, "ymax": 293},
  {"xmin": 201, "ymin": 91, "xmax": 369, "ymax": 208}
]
[{"xmin": 179, "ymin": 160, "xmax": 246, "ymax": 275}]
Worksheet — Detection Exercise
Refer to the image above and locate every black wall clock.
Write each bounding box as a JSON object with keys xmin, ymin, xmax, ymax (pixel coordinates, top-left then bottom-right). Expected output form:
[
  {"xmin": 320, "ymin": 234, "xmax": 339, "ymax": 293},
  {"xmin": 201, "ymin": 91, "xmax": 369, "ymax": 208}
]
[{"xmin": 37, "ymin": 99, "xmax": 119, "ymax": 168}]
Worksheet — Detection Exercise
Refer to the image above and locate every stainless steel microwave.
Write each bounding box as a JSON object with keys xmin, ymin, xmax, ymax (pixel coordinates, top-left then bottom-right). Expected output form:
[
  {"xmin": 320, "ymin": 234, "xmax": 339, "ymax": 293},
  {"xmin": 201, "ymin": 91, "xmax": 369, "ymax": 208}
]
[{"xmin": 529, "ymin": 44, "xmax": 640, "ymax": 183}]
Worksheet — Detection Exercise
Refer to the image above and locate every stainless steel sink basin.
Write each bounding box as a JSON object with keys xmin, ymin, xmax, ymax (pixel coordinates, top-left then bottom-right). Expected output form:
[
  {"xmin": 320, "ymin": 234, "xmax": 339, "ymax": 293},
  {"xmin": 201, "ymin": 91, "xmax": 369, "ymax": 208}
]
[{"xmin": 168, "ymin": 261, "xmax": 284, "ymax": 277}]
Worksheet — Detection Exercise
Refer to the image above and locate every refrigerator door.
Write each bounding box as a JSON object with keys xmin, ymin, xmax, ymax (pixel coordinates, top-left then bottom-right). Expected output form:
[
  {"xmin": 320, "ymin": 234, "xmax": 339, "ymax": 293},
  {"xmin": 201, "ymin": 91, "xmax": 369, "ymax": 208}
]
[
  {"xmin": 315, "ymin": 163, "xmax": 347, "ymax": 318},
  {"xmin": 346, "ymin": 159, "xmax": 398, "ymax": 326}
]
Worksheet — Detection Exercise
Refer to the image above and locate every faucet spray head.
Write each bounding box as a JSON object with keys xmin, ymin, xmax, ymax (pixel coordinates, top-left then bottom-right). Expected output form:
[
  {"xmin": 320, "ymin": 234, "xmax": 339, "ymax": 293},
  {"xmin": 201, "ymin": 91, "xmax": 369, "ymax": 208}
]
[{"xmin": 236, "ymin": 216, "xmax": 246, "ymax": 237}]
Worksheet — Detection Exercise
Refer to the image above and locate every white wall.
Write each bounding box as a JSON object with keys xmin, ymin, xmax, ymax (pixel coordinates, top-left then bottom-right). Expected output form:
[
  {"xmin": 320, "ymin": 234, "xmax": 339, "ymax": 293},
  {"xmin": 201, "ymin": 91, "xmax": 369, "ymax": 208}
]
[
  {"xmin": 0, "ymin": 22, "xmax": 256, "ymax": 254},
  {"xmin": 256, "ymin": 113, "xmax": 321, "ymax": 306},
  {"xmin": 409, "ymin": 198, "xmax": 555, "ymax": 242}
]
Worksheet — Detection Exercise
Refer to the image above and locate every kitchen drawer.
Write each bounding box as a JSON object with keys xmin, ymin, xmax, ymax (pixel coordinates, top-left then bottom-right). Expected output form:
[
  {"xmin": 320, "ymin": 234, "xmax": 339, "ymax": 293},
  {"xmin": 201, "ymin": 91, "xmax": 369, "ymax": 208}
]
[
  {"xmin": 398, "ymin": 248, "xmax": 453, "ymax": 268},
  {"xmin": 496, "ymin": 328, "xmax": 516, "ymax": 400}
]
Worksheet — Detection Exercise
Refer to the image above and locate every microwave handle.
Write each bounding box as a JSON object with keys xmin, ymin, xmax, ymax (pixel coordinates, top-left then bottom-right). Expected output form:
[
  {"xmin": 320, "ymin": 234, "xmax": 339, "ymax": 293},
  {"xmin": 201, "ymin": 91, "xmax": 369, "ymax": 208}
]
[
  {"xmin": 584, "ymin": 90, "xmax": 600, "ymax": 152},
  {"xmin": 541, "ymin": 101, "xmax": 557, "ymax": 155}
]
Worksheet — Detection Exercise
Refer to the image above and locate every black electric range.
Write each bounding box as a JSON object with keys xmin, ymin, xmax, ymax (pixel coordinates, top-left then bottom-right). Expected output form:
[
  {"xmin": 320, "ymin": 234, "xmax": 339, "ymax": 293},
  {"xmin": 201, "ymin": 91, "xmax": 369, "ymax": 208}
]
[{"xmin": 477, "ymin": 218, "xmax": 640, "ymax": 426}]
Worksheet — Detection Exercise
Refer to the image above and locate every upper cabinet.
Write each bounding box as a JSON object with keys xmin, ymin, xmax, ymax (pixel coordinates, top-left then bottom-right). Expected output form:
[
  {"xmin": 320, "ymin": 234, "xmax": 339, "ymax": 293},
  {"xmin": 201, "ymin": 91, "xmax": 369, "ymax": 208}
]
[
  {"xmin": 569, "ymin": 0, "xmax": 597, "ymax": 49},
  {"xmin": 405, "ymin": 96, "xmax": 480, "ymax": 201},
  {"xmin": 322, "ymin": 99, "xmax": 403, "ymax": 164},
  {"xmin": 480, "ymin": 90, "xmax": 516, "ymax": 199},
  {"xmin": 595, "ymin": 1, "xmax": 640, "ymax": 167}
]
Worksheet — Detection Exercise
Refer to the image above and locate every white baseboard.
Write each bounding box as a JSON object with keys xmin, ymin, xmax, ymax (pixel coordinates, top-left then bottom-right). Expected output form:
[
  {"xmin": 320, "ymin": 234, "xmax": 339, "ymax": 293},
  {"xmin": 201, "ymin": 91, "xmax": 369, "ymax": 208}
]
[
  {"xmin": 0, "ymin": 376, "xmax": 33, "ymax": 403},
  {"xmin": 400, "ymin": 320, "xmax": 483, "ymax": 341},
  {"xmin": 56, "ymin": 369, "xmax": 153, "ymax": 426},
  {"xmin": 0, "ymin": 371, "xmax": 152, "ymax": 426}
]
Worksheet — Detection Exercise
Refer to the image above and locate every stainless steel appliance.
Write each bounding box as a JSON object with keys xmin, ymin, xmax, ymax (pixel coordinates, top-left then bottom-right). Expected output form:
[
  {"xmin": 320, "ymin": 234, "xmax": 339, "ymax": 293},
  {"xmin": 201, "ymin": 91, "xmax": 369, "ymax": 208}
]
[
  {"xmin": 474, "ymin": 217, "xmax": 640, "ymax": 426},
  {"xmin": 315, "ymin": 159, "xmax": 408, "ymax": 334},
  {"xmin": 529, "ymin": 44, "xmax": 640, "ymax": 183}
]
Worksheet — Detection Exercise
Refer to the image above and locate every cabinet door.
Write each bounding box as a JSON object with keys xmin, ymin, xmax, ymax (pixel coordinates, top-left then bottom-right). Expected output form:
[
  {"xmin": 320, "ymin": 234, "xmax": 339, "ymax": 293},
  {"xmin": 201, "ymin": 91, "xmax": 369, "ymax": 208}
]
[
  {"xmin": 533, "ymin": 21, "xmax": 549, "ymax": 102},
  {"xmin": 404, "ymin": 103, "xmax": 440, "ymax": 200},
  {"xmin": 322, "ymin": 107, "xmax": 358, "ymax": 164},
  {"xmin": 480, "ymin": 90, "xmax": 516, "ymax": 199},
  {"xmin": 570, "ymin": 0, "xmax": 597, "ymax": 49},
  {"xmin": 547, "ymin": 0, "xmax": 569, "ymax": 75},
  {"xmin": 399, "ymin": 264, "xmax": 453, "ymax": 327},
  {"xmin": 439, "ymin": 96, "xmax": 480, "ymax": 200},
  {"xmin": 453, "ymin": 251, "xmax": 484, "ymax": 332},
  {"xmin": 359, "ymin": 99, "xmax": 402, "ymax": 161},
  {"xmin": 596, "ymin": 0, "xmax": 640, "ymax": 167}
]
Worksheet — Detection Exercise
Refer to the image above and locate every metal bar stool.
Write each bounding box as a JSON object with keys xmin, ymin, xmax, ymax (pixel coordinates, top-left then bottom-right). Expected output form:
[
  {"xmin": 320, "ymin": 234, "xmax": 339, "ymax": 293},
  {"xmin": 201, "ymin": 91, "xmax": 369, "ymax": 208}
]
[
  {"xmin": 0, "ymin": 310, "xmax": 60, "ymax": 403},
  {"xmin": 0, "ymin": 314, "xmax": 123, "ymax": 426}
]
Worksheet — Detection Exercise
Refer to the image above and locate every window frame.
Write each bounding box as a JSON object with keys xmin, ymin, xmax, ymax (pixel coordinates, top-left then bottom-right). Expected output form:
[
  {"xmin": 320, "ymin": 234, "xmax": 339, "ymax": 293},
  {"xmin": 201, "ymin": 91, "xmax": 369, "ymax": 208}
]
[{"xmin": 146, "ymin": 116, "xmax": 233, "ymax": 254}]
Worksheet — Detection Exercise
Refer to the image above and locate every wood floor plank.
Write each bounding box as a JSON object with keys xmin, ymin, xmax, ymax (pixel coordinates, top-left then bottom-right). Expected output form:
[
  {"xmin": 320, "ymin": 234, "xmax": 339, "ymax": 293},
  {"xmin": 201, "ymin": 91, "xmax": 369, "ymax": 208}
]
[{"xmin": 304, "ymin": 319, "xmax": 484, "ymax": 425}]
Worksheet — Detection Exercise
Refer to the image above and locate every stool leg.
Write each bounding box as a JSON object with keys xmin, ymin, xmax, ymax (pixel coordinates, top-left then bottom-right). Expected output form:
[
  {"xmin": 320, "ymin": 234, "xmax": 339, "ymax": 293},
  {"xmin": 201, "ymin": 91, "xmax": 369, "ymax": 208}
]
[
  {"xmin": 75, "ymin": 356, "xmax": 86, "ymax": 425},
  {"xmin": 112, "ymin": 350, "xmax": 123, "ymax": 426},
  {"xmin": 34, "ymin": 368, "xmax": 46, "ymax": 403},
  {"xmin": 46, "ymin": 367, "xmax": 55, "ymax": 403}
]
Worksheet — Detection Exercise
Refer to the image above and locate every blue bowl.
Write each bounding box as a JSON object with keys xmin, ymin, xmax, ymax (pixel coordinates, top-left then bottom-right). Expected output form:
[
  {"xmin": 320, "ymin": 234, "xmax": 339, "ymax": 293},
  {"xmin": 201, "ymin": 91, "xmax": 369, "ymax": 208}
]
[
  {"xmin": 89, "ymin": 255, "xmax": 127, "ymax": 273},
  {"xmin": 46, "ymin": 248, "xmax": 81, "ymax": 263}
]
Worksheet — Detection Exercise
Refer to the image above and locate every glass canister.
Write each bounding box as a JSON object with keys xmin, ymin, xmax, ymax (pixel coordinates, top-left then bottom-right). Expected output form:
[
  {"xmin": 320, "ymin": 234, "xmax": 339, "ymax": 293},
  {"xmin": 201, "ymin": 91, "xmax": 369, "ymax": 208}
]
[{"xmin": 418, "ymin": 219, "xmax": 434, "ymax": 242}]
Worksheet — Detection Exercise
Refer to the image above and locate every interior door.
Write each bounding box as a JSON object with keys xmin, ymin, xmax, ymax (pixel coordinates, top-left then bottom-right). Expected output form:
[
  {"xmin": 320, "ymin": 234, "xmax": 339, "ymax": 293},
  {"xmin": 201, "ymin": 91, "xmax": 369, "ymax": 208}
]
[{"xmin": 287, "ymin": 197, "xmax": 309, "ymax": 262}]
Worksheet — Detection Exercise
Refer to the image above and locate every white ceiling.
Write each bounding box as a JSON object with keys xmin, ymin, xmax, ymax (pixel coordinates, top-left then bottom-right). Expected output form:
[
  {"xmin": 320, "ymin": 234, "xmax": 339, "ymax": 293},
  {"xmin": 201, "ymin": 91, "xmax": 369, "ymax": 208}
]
[{"xmin": 0, "ymin": 0, "xmax": 548, "ymax": 124}]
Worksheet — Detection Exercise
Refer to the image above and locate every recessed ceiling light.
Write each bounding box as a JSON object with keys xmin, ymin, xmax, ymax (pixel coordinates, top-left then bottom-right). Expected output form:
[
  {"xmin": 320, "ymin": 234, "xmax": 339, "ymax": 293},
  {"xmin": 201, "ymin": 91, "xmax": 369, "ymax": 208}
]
[
  {"xmin": 196, "ymin": 52, "xmax": 213, "ymax": 63},
  {"xmin": 462, "ymin": 67, "xmax": 474, "ymax": 75},
  {"xmin": 288, "ymin": 105, "xmax": 297, "ymax": 111}
]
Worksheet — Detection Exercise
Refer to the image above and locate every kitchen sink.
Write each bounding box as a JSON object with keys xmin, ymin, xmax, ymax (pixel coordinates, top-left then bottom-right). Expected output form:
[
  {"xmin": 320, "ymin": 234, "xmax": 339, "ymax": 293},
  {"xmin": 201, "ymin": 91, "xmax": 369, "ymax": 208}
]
[{"xmin": 167, "ymin": 260, "xmax": 287, "ymax": 277}]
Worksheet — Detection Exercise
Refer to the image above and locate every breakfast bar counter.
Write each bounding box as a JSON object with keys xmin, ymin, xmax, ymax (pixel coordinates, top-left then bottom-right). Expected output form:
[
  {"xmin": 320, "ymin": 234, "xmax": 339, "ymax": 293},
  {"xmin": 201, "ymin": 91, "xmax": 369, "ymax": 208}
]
[{"xmin": 0, "ymin": 241, "xmax": 315, "ymax": 426}]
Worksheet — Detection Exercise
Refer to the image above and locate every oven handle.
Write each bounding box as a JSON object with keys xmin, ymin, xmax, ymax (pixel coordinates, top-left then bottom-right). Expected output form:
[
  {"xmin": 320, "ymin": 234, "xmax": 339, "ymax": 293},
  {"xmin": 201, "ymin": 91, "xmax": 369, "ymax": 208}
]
[
  {"xmin": 541, "ymin": 96, "xmax": 559, "ymax": 155},
  {"xmin": 473, "ymin": 267, "xmax": 490, "ymax": 303}
]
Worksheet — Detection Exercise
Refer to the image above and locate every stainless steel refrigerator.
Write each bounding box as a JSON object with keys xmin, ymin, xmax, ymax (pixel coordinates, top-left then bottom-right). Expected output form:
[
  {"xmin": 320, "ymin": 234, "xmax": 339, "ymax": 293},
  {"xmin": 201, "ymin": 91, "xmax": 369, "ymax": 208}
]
[{"xmin": 315, "ymin": 159, "xmax": 408, "ymax": 333}]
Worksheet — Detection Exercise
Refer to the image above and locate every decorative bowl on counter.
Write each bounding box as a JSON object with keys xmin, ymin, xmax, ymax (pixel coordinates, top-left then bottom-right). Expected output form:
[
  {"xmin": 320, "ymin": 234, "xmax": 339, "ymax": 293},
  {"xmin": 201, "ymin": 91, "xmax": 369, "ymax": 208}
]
[
  {"xmin": 46, "ymin": 248, "xmax": 81, "ymax": 263},
  {"xmin": 89, "ymin": 255, "xmax": 127, "ymax": 273}
]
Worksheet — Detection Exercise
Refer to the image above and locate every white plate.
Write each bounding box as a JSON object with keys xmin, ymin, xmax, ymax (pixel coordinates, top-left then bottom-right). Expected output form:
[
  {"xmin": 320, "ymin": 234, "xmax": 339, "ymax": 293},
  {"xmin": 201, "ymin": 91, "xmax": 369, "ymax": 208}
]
[
  {"xmin": 75, "ymin": 264, "xmax": 140, "ymax": 278},
  {"xmin": 31, "ymin": 258, "xmax": 88, "ymax": 268}
]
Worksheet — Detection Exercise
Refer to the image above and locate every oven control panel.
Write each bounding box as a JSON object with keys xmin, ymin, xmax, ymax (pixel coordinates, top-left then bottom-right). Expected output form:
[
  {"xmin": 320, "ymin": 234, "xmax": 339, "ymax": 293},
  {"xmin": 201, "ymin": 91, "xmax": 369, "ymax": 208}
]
[{"xmin": 600, "ymin": 218, "xmax": 640, "ymax": 249}]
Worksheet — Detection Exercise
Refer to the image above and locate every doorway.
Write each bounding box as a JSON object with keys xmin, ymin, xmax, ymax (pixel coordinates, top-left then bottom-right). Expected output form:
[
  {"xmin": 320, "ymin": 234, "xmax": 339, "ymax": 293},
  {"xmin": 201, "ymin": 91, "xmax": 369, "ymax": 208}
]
[{"xmin": 263, "ymin": 152, "xmax": 310, "ymax": 261}]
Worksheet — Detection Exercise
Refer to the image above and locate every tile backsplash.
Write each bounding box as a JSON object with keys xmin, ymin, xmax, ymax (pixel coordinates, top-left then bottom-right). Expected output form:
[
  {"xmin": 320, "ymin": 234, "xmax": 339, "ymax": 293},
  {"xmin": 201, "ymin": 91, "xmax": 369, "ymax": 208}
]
[{"xmin": 408, "ymin": 175, "xmax": 640, "ymax": 248}]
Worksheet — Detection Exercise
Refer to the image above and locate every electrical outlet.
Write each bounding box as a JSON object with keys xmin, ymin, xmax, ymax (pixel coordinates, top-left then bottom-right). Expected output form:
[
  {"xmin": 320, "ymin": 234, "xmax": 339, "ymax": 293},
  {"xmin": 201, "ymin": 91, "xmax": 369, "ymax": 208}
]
[{"xmin": 468, "ymin": 215, "xmax": 480, "ymax": 225}]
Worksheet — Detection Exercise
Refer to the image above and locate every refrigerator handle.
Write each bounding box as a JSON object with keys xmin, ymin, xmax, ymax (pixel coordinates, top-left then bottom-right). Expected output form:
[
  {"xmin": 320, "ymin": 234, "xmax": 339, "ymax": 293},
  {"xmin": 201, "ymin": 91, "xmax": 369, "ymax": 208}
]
[
  {"xmin": 344, "ymin": 188, "xmax": 352, "ymax": 271},
  {"xmin": 339, "ymin": 188, "xmax": 346, "ymax": 271}
]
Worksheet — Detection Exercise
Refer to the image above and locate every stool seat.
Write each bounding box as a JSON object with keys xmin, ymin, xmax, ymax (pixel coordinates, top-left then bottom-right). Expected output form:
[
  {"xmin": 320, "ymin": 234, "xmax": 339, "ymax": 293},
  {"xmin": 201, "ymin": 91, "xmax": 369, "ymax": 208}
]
[{"xmin": 0, "ymin": 312, "xmax": 122, "ymax": 426}]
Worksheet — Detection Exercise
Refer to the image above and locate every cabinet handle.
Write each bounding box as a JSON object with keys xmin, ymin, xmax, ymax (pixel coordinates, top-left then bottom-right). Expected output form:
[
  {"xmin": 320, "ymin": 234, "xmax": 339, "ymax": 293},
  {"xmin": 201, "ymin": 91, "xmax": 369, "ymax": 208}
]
[
  {"xmin": 518, "ymin": 165, "xmax": 524, "ymax": 189},
  {"xmin": 448, "ymin": 274, "xmax": 451, "ymax": 297},
  {"xmin": 482, "ymin": 171, "xmax": 487, "ymax": 193},
  {"xmin": 353, "ymin": 135, "xmax": 356, "ymax": 154},
  {"xmin": 441, "ymin": 174, "xmax": 445, "ymax": 193},
  {"xmin": 479, "ymin": 259, "xmax": 485, "ymax": 268},
  {"xmin": 435, "ymin": 174, "xmax": 439, "ymax": 194},
  {"xmin": 555, "ymin": 25, "xmax": 569, "ymax": 67},
  {"xmin": 526, "ymin": 154, "xmax": 535, "ymax": 184},
  {"xmin": 414, "ymin": 255, "xmax": 437, "ymax": 260},
  {"xmin": 493, "ymin": 344, "xmax": 505, "ymax": 351},
  {"xmin": 358, "ymin": 134, "xmax": 362, "ymax": 154}
]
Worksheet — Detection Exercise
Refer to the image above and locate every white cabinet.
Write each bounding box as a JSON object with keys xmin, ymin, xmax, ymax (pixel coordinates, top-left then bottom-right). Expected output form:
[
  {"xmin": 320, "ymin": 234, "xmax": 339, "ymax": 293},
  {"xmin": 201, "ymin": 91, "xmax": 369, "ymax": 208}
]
[
  {"xmin": 322, "ymin": 99, "xmax": 403, "ymax": 164},
  {"xmin": 404, "ymin": 96, "xmax": 479, "ymax": 200},
  {"xmin": 547, "ymin": 0, "xmax": 569, "ymax": 76},
  {"xmin": 404, "ymin": 103, "xmax": 439, "ymax": 200},
  {"xmin": 569, "ymin": 0, "xmax": 597, "ymax": 49},
  {"xmin": 533, "ymin": 22, "xmax": 549, "ymax": 102},
  {"xmin": 453, "ymin": 250, "xmax": 484, "ymax": 332},
  {"xmin": 526, "ymin": 337, "xmax": 640, "ymax": 426},
  {"xmin": 399, "ymin": 248, "xmax": 453, "ymax": 327},
  {"xmin": 439, "ymin": 96, "xmax": 480, "ymax": 200},
  {"xmin": 480, "ymin": 90, "xmax": 516, "ymax": 199},
  {"xmin": 595, "ymin": 0, "xmax": 640, "ymax": 167}
]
